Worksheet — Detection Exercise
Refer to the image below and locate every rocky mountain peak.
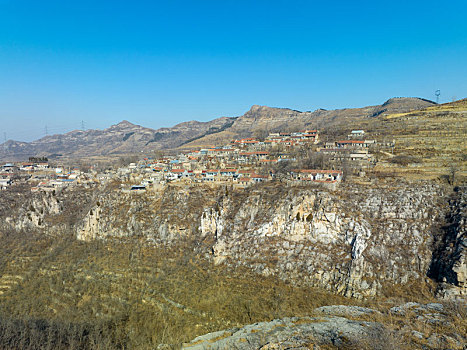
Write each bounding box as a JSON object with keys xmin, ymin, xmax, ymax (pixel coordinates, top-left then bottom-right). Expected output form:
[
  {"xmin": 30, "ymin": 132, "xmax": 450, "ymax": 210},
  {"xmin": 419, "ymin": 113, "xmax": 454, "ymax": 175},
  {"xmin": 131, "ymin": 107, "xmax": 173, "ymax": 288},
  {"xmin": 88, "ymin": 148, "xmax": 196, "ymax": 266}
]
[
  {"xmin": 370, "ymin": 97, "xmax": 436, "ymax": 117},
  {"xmin": 249, "ymin": 105, "xmax": 263, "ymax": 112},
  {"xmin": 113, "ymin": 120, "xmax": 137, "ymax": 129},
  {"xmin": 244, "ymin": 105, "xmax": 299, "ymax": 118},
  {"xmin": 382, "ymin": 97, "xmax": 436, "ymax": 107},
  {"xmin": 0, "ymin": 97, "xmax": 460, "ymax": 161}
]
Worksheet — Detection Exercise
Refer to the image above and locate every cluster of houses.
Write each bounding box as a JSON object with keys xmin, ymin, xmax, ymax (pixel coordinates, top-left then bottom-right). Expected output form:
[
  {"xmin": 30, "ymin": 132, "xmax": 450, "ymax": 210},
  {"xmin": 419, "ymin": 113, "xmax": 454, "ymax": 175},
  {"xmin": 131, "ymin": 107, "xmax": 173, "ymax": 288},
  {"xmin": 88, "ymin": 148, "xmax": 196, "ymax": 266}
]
[
  {"xmin": 0, "ymin": 163, "xmax": 14, "ymax": 189},
  {"xmin": 290, "ymin": 169, "xmax": 343, "ymax": 182},
  {"xmin": 120, "ymin": 161, "xmax": 273, "ymax": 190},
  {"xmin": 163, "ymin": 168, "xmax": 269, "ymax": 184},
  {"xmin": 30, "ymin": 168, "xmax": 86, "ymax": 192},
  {"xmin": 317, "ymin": 132, "xmax": 377, "ymax": 163},
  {"xmin": 1, "ymin": 128, "xmax": 380, "ymax": 193},
  {"xmin": 119, "ymin": 129, "xmax": 375, "ymax": 192},
  {"xmin": 1, "ymin": 161, "xmax": 49, "ymax": 173},
  {"xmin": 228, "ymin": 129, "xmax": 319, "ymax": 150},
  {"xmin": 0, "ymin": 161, "xmax": 94, "ymax": 192},
  {"xmin": 264, "ymin": 129, "xmax": 319, "ymax": 145}
]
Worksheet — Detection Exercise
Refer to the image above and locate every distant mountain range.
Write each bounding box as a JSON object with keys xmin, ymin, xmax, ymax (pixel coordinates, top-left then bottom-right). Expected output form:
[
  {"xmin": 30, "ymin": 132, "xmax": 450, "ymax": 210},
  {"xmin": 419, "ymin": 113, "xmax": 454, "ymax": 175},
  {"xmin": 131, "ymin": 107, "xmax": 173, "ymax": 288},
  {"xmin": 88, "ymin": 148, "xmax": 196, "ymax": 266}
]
[{"xmin": 0, "ymin": 97, "xmax": 436, "ymax": 161}]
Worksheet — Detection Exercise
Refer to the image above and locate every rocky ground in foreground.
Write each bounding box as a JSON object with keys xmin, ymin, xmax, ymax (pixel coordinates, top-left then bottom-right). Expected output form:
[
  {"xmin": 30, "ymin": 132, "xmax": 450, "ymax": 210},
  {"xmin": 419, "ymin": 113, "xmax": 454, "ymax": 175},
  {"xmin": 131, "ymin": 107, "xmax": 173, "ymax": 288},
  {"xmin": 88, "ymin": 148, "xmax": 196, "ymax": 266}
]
[{"xmin": 183, "ymin": 303, "xmax": 466, "ymax": 350}]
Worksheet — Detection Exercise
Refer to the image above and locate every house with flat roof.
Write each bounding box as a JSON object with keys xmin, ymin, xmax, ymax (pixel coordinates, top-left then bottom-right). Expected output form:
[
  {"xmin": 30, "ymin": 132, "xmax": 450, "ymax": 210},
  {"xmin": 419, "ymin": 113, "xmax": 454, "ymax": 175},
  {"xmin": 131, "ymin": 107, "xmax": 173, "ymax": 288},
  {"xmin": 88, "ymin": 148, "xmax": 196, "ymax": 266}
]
[
  {"xmin": 348, "ymin": 130, "xmax": 365, "ymax": 139},
  {"xmin": 291, "ymin": 169, "xmax": 343, "ymax": 182}
]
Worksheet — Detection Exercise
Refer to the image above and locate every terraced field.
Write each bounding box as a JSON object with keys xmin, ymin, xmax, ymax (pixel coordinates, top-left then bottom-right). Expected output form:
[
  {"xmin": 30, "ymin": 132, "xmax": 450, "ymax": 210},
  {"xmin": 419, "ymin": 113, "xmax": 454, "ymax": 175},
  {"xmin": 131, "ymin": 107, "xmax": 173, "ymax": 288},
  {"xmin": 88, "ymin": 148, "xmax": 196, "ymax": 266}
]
[{"xmin": 352, "ymin": 99, "xmax": 467, "ymax": 180}]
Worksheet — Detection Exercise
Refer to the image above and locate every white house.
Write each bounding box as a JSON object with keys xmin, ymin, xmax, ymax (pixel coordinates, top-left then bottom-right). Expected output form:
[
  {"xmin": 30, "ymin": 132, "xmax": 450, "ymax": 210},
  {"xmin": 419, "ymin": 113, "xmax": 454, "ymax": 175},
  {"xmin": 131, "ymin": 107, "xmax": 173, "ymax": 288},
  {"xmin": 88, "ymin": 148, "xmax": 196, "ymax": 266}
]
[
  {"xmin": 348, "ymin": 130, "xmax": 365, "ymax": 139},
  {"xmin": 0, "ymin": 178, "xmax": 11, "ymax": 189}
]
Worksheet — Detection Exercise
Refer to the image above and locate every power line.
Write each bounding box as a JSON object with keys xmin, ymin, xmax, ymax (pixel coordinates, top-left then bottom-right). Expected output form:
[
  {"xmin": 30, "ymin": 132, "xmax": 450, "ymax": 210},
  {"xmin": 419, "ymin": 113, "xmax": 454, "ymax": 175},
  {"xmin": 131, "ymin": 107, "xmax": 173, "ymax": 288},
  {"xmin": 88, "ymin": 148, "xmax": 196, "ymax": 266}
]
[{"xmin": 4, "ymin": 121, "xmax": 104, "ymax": 142}]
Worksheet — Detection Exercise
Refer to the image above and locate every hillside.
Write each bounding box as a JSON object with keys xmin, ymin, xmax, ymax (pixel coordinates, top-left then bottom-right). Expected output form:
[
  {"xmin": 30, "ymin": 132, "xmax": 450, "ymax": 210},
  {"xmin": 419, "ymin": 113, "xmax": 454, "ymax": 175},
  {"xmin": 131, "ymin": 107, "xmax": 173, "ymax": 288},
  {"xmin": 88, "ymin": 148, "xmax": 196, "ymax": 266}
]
[
  {"xmin": 0, "ymin": 97, "xmax": 435, "ymax": 161},
  {"xmin": 0, "ymin": 117, "xmax": 235, "ymax": 161},
  {"xmin": 340, "ymin": 98, "xmax": 467, "ymax": 179},
  {"xmin": 179, "ymin": 97, "xmax": 436, "ymax": 149}
]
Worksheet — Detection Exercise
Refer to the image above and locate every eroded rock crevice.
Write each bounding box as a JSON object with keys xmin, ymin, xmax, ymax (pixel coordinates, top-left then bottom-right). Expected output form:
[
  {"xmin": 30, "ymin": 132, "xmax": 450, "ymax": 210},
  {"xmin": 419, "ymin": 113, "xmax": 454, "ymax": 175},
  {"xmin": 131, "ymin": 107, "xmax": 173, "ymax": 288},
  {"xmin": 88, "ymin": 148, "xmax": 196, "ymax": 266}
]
[{"xmin": 428, "ymin": 185, "xmax": 467, "ymax": 299}]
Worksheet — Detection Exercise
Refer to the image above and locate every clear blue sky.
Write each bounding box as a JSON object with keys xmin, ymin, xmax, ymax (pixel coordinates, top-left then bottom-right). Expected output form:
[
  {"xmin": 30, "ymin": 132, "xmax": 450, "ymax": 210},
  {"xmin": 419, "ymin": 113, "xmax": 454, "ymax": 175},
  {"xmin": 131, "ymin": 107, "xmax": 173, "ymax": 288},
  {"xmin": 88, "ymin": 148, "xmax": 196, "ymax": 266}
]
[{"xmin": 1, "ymin": 0, "xmax": 466, "ymax": 142}]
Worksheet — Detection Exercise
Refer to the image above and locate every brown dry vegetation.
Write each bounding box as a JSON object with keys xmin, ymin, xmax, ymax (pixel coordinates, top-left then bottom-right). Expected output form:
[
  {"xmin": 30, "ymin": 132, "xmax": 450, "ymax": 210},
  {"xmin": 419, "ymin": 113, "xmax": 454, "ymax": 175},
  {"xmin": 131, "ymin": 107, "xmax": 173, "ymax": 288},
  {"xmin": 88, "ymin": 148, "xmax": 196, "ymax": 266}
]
[
  {"xmin": 1, "ymin": 230, "xmax": 464, "ymax": 349},
  {"xmin": 0, "ymin": 232, "xmax": 352, "ymax": 349},
  {"xmin": 346, "ymin": 99, "xmax": 467, "ymax": 181}
]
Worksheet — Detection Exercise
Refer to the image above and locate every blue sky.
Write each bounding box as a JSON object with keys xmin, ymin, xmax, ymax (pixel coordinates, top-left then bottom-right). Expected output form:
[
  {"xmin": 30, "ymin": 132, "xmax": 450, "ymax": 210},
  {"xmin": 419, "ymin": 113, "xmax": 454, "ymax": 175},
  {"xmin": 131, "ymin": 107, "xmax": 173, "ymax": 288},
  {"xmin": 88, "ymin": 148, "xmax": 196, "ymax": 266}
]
[{"xmin": 1, "ymin": 0, "xmax": 466, "ymax": 141}]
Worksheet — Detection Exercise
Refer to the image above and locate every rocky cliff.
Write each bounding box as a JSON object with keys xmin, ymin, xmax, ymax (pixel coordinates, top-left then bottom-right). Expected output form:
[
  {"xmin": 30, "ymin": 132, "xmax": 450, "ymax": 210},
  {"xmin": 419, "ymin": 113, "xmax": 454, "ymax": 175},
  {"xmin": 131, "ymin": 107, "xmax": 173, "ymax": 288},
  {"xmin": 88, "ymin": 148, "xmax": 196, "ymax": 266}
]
[
  {"xmin": 428, "ymin": 186, "xmax": 467, "ymax": 299},
  {"xmin": 3, "ymin": 180, "xmax": 464, "ymax": 300},
  {"xmin": 71, "ymin": 181, "xmax": 467, "ymax": 299},
  {"xmin": 197, "ymin": 182, "xmax": 448, "ymax": 298}
]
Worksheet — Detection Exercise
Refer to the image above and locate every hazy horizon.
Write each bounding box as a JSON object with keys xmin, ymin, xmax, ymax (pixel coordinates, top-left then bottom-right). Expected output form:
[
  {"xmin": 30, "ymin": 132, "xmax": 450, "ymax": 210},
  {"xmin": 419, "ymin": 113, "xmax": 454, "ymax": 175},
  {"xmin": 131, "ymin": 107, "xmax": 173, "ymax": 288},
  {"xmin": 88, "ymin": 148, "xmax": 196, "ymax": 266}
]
[
  {"xmin": 0, "ymin": 96, "xmax": 443, "ymax": 143},
  {"xmin": 1, "ymin": 0, "xmax": 466, "ymax": 142}
]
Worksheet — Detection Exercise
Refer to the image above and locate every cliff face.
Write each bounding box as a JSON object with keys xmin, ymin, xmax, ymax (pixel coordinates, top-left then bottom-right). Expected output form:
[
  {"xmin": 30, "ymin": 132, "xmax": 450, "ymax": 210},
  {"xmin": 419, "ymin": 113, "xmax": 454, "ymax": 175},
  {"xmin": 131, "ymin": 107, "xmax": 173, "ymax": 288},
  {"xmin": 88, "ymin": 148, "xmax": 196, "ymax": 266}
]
[
  {"xmin": 198, "ymin": 183, "xmax": 446, "ymax": 298},
  {"xmin": 2, "ymin": 181, "xmax": 465, "ymax": 300},
  {"xmin": 72, "ymin": 181, "xmax": 461, "ymax": 299}
]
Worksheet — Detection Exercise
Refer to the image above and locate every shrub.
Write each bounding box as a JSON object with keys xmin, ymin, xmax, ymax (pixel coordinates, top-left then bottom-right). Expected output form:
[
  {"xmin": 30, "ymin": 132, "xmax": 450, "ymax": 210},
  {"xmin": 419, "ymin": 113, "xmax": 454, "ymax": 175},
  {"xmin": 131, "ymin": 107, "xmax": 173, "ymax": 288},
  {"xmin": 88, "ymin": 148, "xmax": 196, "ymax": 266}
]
[{"xmin": 389, "ymin": 155, "xmax": 422, "ymax": 166}]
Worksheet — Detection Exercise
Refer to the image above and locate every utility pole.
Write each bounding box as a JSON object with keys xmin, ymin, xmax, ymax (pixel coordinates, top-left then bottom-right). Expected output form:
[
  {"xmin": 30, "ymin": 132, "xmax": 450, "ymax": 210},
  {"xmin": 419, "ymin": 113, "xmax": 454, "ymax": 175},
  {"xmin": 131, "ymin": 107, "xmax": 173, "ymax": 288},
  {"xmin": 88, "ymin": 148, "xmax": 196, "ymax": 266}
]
[{"xmin": 81, "ymin": 120, "xmax": 85, "ymax": 130}]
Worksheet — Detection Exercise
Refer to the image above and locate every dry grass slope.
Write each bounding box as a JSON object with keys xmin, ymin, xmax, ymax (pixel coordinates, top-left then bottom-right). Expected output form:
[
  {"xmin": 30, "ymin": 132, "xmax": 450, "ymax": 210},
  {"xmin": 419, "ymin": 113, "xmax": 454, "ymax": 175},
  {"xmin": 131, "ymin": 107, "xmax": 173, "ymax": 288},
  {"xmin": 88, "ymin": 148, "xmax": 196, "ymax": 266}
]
[
  {"xmin": 341, "ymin": 99, "xmax": 467, "ymax": 180},
  {"xmin": 0, "ymin": 234, "xmax": 352, "ymax": 349}
]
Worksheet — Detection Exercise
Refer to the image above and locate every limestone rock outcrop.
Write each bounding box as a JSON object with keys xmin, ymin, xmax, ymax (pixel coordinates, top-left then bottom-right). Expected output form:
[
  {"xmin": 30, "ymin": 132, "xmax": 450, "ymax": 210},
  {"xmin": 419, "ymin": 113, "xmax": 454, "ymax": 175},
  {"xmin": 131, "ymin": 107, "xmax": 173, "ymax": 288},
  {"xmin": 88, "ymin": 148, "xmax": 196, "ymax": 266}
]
[
  {"xmin": 199, "ymin": 182, "xmax": 445, "ymax": 298},
  {"xmin": 182, "ymin": 316, "xmax": 386, "ymax": 350},
  {"xmin": 182, "ymin": 303, "xmax": 465, "ymax": 350},
  {"xmin": 2, "ymin": 180, "xmax": 465, "ymax": 299}
]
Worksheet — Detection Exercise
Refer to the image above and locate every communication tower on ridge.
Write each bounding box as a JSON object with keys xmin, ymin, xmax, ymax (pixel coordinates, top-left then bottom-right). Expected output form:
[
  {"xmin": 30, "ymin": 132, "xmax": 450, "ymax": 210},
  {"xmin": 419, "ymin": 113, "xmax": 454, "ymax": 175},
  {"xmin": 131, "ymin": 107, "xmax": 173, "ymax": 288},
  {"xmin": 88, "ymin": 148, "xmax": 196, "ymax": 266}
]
[{"xmin": 435, "ymin": 90, "xmax": 441, "ymax": 104}]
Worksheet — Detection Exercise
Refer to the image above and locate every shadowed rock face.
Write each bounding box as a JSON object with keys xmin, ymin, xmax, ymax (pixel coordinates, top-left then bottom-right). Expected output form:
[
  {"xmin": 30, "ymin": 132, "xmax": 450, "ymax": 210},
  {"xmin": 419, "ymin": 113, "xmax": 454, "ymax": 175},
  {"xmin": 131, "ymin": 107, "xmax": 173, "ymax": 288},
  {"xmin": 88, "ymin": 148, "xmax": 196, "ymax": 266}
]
[
  {"xmin": 428, "ymin": 186, "xmax": 467, "ymax": 299},
  {"xmin": 0, "ymin": 97, "xmax": 435, "ymax": 161}
]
